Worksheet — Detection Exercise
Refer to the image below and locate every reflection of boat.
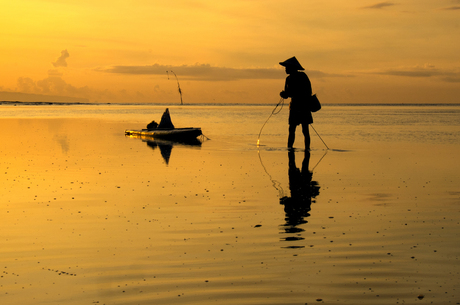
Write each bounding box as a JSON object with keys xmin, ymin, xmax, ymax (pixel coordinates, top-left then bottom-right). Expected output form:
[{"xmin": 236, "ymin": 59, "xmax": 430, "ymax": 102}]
[
  {"xmin": 125, "ymin": 133, "xmax": 202, "ymax": 165},
  {"xmin": 125, "ymin": 108, "xmax": 204, "ymax": 164},
  {"xmin": 125, "ymin": 127, "xmax": 203, "ymax": 142}
]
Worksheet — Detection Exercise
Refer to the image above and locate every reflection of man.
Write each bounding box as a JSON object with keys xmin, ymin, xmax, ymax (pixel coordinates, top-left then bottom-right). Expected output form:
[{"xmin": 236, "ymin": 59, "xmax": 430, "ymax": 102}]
[{"xmin": 280, "ymin": 151, "xmax": 320, "ymax": 232}]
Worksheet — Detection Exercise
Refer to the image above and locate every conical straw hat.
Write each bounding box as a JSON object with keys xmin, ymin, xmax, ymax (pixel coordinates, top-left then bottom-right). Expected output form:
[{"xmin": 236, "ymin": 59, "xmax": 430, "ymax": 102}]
[{"xmin": 279, "ymin": 56, "xmax": 304, "ymax": 70}]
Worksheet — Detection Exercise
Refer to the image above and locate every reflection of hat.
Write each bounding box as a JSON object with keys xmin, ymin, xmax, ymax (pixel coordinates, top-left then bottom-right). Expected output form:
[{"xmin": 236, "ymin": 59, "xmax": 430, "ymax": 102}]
[{"xmin": 279, "ymin": 56, "xmax": 304, "ymax": 70}]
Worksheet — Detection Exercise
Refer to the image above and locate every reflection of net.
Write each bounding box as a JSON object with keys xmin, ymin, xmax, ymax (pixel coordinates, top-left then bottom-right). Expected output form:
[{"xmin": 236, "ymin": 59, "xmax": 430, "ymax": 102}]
[
  {"xmin": 257, "ymin": 150, "xmax": 286, "ymax": 198},
  {"xmin": 311, "ymin": 150, "xmax": 328, "ymax": 171},
  {"xmin": 258, "ymin": 150, "xmax": 327, "ymax": 199}
]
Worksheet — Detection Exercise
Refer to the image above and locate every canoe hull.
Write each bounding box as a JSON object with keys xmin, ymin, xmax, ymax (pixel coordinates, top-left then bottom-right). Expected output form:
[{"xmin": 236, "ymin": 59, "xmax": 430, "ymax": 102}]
[{"xmin": 125, "ymin": 127, "xmax": 202, "ymax": 142}]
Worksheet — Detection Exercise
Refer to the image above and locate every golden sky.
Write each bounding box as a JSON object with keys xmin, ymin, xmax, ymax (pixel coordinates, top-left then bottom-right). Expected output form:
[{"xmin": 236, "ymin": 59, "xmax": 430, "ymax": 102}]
[{"xmin": 1, "ymin": 0, "xmax": 459, "ymax": 104}]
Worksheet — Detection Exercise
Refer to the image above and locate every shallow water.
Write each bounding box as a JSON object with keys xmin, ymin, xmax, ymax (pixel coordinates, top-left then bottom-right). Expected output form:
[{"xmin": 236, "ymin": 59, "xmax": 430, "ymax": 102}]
[{"xmin": 1, "ymin": 104, "xmax": 459, "ymax": 304}]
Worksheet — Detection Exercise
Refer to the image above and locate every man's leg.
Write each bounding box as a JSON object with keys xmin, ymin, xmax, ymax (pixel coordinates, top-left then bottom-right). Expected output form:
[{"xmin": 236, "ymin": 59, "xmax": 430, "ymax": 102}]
[
  {"xmin": 288, "ymin": 124, "xmax": 296, "ymax": 148},
  {"xmin": 302, "ymin": 124, "xmax": 310, "ymax": 150}
]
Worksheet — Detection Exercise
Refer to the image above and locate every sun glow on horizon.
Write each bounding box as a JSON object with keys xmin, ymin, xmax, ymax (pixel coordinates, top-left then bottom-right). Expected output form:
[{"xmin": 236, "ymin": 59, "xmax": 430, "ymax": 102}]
[{"xmin": 1, "ymin": 0, "xmax": 459, "ymax": 104}]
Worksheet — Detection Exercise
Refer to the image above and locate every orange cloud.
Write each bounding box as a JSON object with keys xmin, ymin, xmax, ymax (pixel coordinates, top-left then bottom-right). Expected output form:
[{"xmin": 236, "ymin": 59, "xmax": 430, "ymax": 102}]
[
  {"xmin": 363, "ymin": 2, "xmax": 395, "ymax": 9},
  {"xmin": 100, "ymin": 63, "xmax": 351, "ymax": 81},
  {"xmin": 52, "ymin": 50, "xmax": 70, "ymax": 68},
  {"xmin": 369, "ymin": 65, "xmax": 460, "ymax": 82},
  {"xmin": 440, "ymin": 6, "xmax": 460, "ymax": 10}
]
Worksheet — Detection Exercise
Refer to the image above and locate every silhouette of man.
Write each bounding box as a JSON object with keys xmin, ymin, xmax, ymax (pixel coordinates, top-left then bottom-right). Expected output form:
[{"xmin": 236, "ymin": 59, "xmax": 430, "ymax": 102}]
[{"xmin": 279, "ymin": 57, "xmax": 313, "ymax": 150}]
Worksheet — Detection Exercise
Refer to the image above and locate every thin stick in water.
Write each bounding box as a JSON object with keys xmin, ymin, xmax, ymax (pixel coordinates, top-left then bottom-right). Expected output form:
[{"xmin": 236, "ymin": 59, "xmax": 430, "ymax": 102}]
[{"xmin": 167, "ymin": 70, "xmax": 183, "ymax": 105}]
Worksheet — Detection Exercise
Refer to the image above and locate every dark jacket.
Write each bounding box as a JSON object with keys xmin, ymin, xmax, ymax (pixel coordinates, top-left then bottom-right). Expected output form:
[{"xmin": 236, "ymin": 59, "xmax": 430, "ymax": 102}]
[{"xmin": 284, "ymin": 71, "xmax": 313, "ymax": 125}]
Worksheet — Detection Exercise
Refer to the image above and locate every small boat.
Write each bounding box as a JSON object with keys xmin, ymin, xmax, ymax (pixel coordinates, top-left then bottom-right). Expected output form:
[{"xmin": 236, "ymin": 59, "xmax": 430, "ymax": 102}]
[
  {"xmin": 125, "ymin": 127, "xmax": 203, "ymax": 142},
  {"xmin": 125, "ymin": 108, "xmax": 204, "ymax": 143}
]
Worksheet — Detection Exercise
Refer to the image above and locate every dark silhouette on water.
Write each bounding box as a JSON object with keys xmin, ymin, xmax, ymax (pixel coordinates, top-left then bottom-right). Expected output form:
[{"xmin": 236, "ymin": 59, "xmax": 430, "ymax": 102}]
[
  {"xmin": 129, "ymin": 108, "xmax": 202, "ymax": 143},
  {"xmin": 151, "ymin": 108, "xmax": 175, "ymax": 129},
  {"xmin": 146, "ymin": 108, "xmax": 175, "ymax": 130},
  {"xmin": 279, "ymin": 150, "xmax": 320, "ymax": 247},
  {"xmin": 145, "ymin": 140, "xmax": 173, "ymax": 165},
  {"xmin": 279, "ymin": 56, "xmax": 314, "ymax": 150},
  {"xmin": 128, "ymin": 108, "xmax": 201, "ymax": 165},
  {"xmin": 139, "ymin": 137, "xmax": 202, "ymax": 165},
  {"xmin": 146, "ymin": 120, "xmax": 158, "ymax": 130}
]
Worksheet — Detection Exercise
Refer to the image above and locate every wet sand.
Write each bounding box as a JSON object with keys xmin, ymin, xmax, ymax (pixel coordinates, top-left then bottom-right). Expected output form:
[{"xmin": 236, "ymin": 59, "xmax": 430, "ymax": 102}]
[{"xmin": 1, "ymin": 114, "xmax": 459, "ymax": 305}]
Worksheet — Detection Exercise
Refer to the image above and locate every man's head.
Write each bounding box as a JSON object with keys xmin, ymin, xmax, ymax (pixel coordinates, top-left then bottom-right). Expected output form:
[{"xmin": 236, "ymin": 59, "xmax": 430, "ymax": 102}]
[{"xmin": 284, "ymin": 66, "xmax": 297, "ymax": 75}]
